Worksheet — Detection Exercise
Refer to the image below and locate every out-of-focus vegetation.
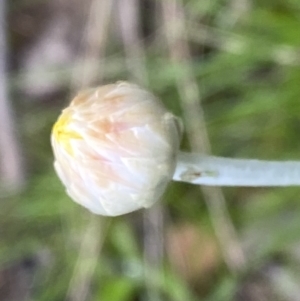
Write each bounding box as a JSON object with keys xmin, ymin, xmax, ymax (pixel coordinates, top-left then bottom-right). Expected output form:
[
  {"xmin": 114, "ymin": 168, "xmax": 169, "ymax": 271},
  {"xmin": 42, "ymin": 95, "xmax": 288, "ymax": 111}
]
[{"xmin": 2, "ymin": 0, "xmax": 300, "ymax": 300}]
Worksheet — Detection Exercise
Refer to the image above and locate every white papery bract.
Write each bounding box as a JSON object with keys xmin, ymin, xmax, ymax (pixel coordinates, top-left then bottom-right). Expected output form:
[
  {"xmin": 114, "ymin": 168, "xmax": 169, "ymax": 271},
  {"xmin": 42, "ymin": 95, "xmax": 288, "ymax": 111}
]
[{"xmin": 51, "ymin": 82, "xmax": 181, "ymax": 216}]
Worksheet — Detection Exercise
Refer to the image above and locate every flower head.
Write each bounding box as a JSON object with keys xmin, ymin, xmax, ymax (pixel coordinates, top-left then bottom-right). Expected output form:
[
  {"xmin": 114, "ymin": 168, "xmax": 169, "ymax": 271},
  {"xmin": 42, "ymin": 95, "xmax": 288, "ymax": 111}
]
[{"xmin": 51, "ymin": 82, "xmax": 181, "ymax": 216}]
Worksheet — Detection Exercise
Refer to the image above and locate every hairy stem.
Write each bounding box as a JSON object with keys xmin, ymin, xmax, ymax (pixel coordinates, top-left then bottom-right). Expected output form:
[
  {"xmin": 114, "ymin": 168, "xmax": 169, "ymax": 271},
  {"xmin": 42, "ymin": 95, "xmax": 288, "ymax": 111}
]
[{"xmin": 174, "ymin": 152, "xmax": 300, "ymax": 186}]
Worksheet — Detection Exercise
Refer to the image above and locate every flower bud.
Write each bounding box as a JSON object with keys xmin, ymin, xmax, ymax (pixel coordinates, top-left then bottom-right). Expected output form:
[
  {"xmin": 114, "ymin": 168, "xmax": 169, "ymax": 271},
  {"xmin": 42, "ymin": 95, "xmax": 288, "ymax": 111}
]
[{"xmin": 51, "ymin": 82, "xmax": 182, "ymax": 216}]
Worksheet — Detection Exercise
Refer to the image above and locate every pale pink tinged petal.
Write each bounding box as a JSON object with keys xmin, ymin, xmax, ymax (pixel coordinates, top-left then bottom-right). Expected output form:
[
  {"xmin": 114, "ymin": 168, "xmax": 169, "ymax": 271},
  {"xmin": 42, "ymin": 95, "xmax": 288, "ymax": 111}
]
[
  {"xmin": 105, "ymin": 130, "xmax": 149, "ymax": 156},
  {"xmin": 111, "ymin": 100, "xmax": 163, "ymax": 123},
  {"xmin": 95, "ymin": 96, "xmax": 142, "ymax": 118},
  {"xmin": 146, "ymin": 116, "xmax": 182, "ymax": 147},
  {"xmin": 99, "ymin": 188, "xmax": 141, "ymax": 216},
  {"xmin": 54, "ymin": 161, "xmax": 69, "ymax": 187},
  {"xmin": 120, "ymin": 157, "xmax": 166, "ymax": 184},
  {"xmin": 67, "ymin": 185, "xmax": 108, "ymax": 215},
  {"xmin": 51, "ymin": 82, "xmax": 181, "ymax": 216},
  {"xmin": 76, "ymin": 159, "xmax": 134, "ymax": 189},
  {"xmin": 85, "ymin": 140, "xmax": 123, "ymax": 162},
  {"xmin": 133, "ymin": 127, "xmax": 169, "ymax": 150}
]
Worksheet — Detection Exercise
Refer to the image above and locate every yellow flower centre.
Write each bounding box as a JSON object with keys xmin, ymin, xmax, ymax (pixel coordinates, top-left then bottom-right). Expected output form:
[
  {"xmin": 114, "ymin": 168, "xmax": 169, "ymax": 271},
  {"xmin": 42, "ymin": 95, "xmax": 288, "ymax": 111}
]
[{"xmin": 52, "ymin": 112, "xmax": 82, "ymax": 155}]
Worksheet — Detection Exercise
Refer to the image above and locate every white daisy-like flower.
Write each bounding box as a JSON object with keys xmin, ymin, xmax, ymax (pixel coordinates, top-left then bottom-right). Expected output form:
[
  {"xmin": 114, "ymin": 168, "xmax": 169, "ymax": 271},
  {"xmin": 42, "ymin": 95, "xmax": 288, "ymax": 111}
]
[{"xmin": 51, "ymin": 82, "xmax": 182, "ymax": 216}]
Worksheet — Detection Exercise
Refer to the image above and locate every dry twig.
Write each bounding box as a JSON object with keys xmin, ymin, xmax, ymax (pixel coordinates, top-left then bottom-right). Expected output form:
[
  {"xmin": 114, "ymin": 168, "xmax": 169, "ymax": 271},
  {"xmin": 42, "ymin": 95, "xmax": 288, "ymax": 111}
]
[
  {"xmin": 161, "ymin": 0, "xmax": 246, "ymax": 272},
  {"xmin": 0, "ymin": 0, "xmax": 25, "ymax": 196},
  {"xmin": 118, "ymin": 1, "xmax": 164, "ymax": 299},
  {"xmin": 66, "ymin": 1, "xmax": 114, "ymax": 300}
]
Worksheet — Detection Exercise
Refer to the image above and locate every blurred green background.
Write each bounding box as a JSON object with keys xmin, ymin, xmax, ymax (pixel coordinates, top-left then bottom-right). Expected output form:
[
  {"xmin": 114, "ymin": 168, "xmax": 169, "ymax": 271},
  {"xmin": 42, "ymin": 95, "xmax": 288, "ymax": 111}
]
[{"xmin": 2, "ymin": 0, "xmax": 300, "ymax": 300}]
